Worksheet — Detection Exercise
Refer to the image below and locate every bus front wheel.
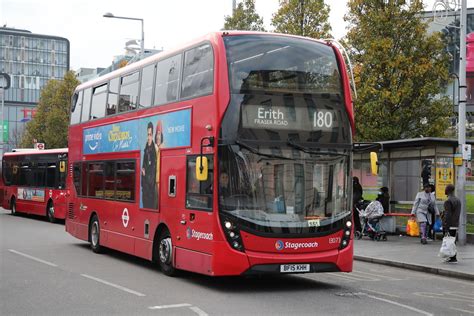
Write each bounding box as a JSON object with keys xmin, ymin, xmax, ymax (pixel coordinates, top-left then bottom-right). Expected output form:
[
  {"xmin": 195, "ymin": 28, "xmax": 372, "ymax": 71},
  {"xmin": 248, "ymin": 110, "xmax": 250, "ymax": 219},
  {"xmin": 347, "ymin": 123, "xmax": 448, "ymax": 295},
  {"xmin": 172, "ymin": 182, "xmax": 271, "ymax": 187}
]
[
  {"xmin": 46, "ymin": 201, "xmax": 56, "ymax": 223},
  {"xmin": 158, "ymin": 229, "xmax": 176, "ymax": 276},
  {"xmin": 90, "ymin": 215, "xmax": 103, "ymax": 253}
]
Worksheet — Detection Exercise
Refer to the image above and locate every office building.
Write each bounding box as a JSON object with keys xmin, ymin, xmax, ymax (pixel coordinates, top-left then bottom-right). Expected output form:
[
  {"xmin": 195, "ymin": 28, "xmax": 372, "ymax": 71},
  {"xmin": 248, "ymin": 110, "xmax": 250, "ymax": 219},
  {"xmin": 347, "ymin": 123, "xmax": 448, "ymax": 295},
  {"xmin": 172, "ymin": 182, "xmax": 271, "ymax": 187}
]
[{"xmin": 0, "ymin": 27, "xmax": 69, "ymax": 151}]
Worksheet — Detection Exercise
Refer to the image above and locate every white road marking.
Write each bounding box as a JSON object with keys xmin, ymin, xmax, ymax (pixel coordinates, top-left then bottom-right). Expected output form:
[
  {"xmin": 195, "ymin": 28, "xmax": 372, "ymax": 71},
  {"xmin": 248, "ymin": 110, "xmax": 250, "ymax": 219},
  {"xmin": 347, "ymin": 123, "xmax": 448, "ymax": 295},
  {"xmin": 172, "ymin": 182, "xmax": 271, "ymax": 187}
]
[
  {"xmin": 450, "ymin": 307, "xmax": 474, "ymax": 315},
  {"xmin": 414, "ymin": 292, "xmax": 473, "ymax": 303},
  {"xmin": 327, "ymin": 272, "xmax": 378, "ymax": 282},
  {"xmin": 325, "ymin": 273, "xmax": 363, "ymax": 281},
  {"xmin": 354, "ymin": 269, "xmax": 403, "ymax": 281},
  {"xmin": 444, "ymin": 292, "xmax": 474, "ymax": 299},
  {"xmin": 8, "ymin": 249, "xmax": 58, "ymax": 267},
  {"xmin": 361, "ymin": 288, "xmax": 401, "ymax": 298},
  {"xmin": 149, "ymin": 303, "xmax": 191, "ymax": 310},
  {"xmin": 81, "ymin": 274, "xmax": 145, "ymax": 297},
  {"xmin": 189, "ymin": 306, "xmax": 209, "ymax": 316},
  {"xmin": 359, "ymin": 293, "xmax": 433, "ymax": 316},
  {"xmin": 349, "ymin": 271, "xmax": 380, "ymax": 281}
]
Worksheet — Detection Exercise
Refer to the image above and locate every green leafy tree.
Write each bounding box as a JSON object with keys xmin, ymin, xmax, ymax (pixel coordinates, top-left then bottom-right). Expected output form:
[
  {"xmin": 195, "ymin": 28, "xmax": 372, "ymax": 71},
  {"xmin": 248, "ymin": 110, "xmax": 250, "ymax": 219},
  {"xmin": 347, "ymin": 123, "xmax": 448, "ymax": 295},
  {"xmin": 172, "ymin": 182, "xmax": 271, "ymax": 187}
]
[
  {"xmin": 271, "ymin": 0, "xmax": 331, "ymax": 38},
  {"xmin": 21, "ymin": 71, "xmax": 79, "ymax": 148},
  {"xmin": 223, "ymin": 0, "xmax": 266, "ymax": 31},
  {"xmin": 345, "ymin": 0, "xmax": 452, "ymax": 141}
]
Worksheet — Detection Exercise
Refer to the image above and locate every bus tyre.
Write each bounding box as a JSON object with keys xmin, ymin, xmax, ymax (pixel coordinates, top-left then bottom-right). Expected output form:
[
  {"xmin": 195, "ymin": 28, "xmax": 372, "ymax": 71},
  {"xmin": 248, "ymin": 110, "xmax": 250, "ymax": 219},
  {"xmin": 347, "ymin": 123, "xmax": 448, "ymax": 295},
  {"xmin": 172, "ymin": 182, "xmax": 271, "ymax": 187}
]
[
  {"xmin": 90, "ymin": 215, "xmax": 103, "ymax": 253},
  {"xmin": 46, "ymin": 201, "xmax": 56, "ymax": 223},
  {"xmin": 158, "ymin": 229, "xmax": 176, "ymax": 276},
  {"xmin": 10, "ymin": 198, "xmax": 16, "ymax": 216}
]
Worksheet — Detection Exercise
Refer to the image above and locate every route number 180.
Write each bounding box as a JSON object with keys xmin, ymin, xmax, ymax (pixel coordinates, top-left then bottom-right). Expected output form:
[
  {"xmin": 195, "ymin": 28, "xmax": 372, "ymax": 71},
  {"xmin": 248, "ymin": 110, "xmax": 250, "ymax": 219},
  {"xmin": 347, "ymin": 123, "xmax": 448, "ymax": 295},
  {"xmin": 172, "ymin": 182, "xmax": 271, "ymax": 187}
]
[{"xmin": 313, "ymin": 110, "xmax": 333, "ymax": 129}]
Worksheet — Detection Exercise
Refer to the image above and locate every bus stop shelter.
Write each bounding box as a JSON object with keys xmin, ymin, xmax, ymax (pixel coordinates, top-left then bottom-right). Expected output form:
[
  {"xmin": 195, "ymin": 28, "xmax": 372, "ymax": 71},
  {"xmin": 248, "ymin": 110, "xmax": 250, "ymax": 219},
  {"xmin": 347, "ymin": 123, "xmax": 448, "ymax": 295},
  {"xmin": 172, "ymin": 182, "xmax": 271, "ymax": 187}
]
[{"xmin": 353, "ymin": 137, "xmax": 473, "ymax": 233}]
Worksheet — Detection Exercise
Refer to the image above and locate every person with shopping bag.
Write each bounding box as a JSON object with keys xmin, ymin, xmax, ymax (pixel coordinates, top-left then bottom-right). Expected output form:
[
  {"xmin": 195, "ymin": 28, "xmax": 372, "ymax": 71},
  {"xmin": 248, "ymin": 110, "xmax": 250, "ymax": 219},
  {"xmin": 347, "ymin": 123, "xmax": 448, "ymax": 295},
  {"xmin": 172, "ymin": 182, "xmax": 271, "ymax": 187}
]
[
  {"xmin": 411, "ymin": 183, "xmax": 439, "ymax": 244},
  {"xmin": 442, "ymin": 184, "xmax": 461, "ymax": 263}
]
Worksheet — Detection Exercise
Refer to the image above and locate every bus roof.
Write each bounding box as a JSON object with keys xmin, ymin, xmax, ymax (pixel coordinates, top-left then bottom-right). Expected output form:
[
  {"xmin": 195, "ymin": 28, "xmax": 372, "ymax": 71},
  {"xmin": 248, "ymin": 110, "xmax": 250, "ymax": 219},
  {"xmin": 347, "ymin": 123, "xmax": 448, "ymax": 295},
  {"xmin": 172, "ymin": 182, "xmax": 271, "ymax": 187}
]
[
  {"xmin": 74, "ymin": 31, "xmax": 332, "ymax": 92},
  {"xmin": 4, "ymin": 148, "xmax": 68, "ymax": 157}
]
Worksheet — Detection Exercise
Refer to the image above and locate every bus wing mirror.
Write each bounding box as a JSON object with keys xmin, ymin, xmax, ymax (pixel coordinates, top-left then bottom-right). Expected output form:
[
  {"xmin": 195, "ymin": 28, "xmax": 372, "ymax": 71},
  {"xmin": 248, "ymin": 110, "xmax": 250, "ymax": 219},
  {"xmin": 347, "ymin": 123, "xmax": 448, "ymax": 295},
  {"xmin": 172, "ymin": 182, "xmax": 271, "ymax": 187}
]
[
  {"xmin": 370, "ymin": 152, "xmax": 378, "ymax": 175},
  {"xmin": 196, "ymin": 156, "xmax": 208, "ymax": 181},
  {"xmin": 196, "ymin": 136, "xmax": 214, "ymax": 182},
  {"xmin": 59, "ymin": 161, "xmax": 66, "ymax": 173}
]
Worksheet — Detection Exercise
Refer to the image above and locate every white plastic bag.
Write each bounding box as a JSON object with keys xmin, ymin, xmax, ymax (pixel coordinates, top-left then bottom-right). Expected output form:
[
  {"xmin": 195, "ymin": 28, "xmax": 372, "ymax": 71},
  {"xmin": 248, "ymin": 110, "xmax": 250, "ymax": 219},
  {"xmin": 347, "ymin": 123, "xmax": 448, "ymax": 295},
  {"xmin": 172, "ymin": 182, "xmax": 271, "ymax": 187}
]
[{"xmin": 439, "ymin": 236, "xmax": 457, "ymax": 258}]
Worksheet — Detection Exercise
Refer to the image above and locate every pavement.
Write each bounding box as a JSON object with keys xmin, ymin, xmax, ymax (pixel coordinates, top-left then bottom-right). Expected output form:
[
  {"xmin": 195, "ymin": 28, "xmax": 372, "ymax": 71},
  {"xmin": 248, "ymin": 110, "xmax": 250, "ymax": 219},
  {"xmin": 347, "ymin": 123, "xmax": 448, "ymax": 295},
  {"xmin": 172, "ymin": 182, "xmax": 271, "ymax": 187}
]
[{"xmin": 354, "ymin": 234, "xmax": 474, "ymax": 281}]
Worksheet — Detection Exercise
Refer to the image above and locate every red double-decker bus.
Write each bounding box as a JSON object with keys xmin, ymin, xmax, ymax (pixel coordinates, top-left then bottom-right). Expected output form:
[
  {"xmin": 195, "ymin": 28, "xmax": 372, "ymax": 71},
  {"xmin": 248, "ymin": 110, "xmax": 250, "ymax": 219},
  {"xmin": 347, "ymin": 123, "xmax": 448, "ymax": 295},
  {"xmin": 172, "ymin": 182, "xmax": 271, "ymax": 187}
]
[
  {"xmin": 2, "ymin": 148, "xmax": 68, "ymax": 222},
  {"xmin": 65, "ymin": 32, "xmax": 355, "ymax": 276}
]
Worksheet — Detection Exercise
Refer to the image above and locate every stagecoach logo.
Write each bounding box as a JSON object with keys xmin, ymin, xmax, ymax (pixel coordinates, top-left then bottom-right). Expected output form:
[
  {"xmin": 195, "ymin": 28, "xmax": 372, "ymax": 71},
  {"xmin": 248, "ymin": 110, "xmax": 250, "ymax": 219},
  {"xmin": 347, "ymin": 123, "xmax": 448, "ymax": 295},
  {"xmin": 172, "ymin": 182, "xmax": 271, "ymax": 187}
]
[
  {"xmin": 275, "ymin": 240, "xmax": 319, "ymax": 251},
  {"xmin": 275, "ymin": 240, "xmax": 284, "ymax": 251},
  {"xmin": 122, "ymin": 208, "xmax": 129, "ymax": 228},
  {"xmin": 186, "ymin": 227, "xmax": 213, "ymax": 241}
]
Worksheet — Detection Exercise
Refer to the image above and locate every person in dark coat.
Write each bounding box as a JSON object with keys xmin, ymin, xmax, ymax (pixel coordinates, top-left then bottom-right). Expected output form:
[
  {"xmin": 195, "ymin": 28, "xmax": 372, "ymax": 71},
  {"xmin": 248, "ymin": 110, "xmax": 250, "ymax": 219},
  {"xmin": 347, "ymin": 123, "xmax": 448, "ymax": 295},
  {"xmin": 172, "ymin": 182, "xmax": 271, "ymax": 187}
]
[
  {"xmin": 443, "ymin": 184, "xmax": 461, "ymax": 263},
  {"xmin": 353, "ymin": 177, "xmax": 363, "ymax": 232},
  {"xmin": 141, "ymin": 122, "xmax": 157, "ymax": 209},
  {"xmin": 379, "ymin": 186, "xmax": 390, "ymax": 213},
  {"xmin": 421, "ymin": 160, "xmax": 431, "ymax": 187}
]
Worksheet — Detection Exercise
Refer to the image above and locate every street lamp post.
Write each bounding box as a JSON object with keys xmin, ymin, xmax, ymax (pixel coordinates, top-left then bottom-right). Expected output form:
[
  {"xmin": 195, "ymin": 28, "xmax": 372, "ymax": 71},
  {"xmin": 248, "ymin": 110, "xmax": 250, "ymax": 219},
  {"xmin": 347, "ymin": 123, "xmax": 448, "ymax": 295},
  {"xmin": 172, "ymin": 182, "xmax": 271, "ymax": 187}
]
[
  {"xmin": 0, "ymin": 73, "xmax": 11, "ymax": 157},
  {"xmin": 457, "ymin": 0, "xmax": 468, "ymax": 246},
  {"xmin": 103, "ymin": 12, "xmax": 144, "ymax": 58},
  {"xmin": 299, "ymin": 0, "xmax": 304, "ymax": 36}
]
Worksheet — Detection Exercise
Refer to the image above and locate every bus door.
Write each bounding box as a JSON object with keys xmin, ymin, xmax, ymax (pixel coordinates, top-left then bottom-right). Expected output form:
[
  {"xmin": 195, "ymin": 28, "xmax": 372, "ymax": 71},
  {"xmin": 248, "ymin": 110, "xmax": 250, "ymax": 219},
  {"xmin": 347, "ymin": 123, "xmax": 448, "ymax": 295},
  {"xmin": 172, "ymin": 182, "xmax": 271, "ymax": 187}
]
[{"xmin": 163, "ymin": 155, "xmax": 214, "ymax": 273}]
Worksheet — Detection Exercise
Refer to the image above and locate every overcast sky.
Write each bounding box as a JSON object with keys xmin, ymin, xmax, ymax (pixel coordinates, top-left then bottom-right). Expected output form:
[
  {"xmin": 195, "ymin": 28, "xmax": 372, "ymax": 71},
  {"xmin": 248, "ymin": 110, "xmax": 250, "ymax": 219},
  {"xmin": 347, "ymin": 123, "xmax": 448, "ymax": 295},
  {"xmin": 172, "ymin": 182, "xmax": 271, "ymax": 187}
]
[{"xmin": 1, "ymin": 0, "xmax": 472, "ymax": 70}]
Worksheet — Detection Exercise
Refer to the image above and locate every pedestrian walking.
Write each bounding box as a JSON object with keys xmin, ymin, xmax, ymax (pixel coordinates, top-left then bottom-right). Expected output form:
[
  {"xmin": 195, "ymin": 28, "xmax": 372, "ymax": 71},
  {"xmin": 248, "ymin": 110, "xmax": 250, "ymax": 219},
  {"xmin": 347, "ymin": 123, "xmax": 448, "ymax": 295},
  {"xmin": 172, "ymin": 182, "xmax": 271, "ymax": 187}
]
[
  {"xmin": 353, "ymin": 177, "xmax": 363, "ymax": 232},
  {"xmin": 411, "ymin": 183, "xmax": 439, "ymax": 244},
  {"xmin": 442, "ymin": 184, "xmax": 461, "ymax": 263}
]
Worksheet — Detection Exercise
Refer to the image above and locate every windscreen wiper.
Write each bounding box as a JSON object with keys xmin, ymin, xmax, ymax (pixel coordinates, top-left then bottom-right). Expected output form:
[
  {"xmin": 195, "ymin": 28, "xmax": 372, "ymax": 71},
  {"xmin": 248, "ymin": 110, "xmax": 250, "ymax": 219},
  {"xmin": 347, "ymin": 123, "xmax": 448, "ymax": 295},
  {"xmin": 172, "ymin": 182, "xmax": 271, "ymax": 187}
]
[
  {"xmin": 235, "ymin": 140, "xmax": 292, "ymax": 160},
  {"xmin": 287, "ymin": 139, "xmax": 350, "ymax": 156}
]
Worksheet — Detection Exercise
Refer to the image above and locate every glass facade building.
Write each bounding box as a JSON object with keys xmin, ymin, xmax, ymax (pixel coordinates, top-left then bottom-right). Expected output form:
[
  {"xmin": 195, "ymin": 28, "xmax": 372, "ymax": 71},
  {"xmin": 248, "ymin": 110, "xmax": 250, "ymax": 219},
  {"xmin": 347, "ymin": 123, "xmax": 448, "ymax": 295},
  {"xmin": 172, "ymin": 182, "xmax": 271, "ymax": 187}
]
[{"xmin": 0, "ymin": 27, "xmax": 69, "ymax": 150}]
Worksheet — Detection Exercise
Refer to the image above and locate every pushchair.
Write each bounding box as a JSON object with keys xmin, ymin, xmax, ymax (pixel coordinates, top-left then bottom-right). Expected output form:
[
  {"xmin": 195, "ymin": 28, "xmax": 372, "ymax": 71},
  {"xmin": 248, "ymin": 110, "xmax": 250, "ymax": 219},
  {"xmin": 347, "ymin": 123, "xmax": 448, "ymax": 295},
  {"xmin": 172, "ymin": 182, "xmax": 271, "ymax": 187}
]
[{"xmin": 354, "ymin": 199, "xmax": 387, "ymax": 241}]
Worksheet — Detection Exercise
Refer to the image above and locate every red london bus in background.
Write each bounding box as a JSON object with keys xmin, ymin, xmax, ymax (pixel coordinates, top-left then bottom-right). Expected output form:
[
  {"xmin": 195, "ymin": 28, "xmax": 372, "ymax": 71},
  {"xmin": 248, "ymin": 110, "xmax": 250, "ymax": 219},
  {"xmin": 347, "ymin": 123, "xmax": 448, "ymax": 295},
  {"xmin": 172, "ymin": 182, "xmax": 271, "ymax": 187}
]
[
  {"xmin": 65, "ymin": 31, "xmax": 355, "ymax": 276},
  {"xmin": 2, "ymin": 148, "xmax": 68, "ymax": 222}
]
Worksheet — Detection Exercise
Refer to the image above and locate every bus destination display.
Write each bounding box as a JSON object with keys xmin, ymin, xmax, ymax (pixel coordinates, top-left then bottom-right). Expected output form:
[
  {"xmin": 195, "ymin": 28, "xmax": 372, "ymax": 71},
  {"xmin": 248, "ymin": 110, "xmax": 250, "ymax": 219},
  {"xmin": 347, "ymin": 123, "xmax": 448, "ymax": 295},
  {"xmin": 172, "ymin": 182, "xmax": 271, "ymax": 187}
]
[{"xmin": 242, "ymin": 105, "xmax": 336, "ymax": 131}]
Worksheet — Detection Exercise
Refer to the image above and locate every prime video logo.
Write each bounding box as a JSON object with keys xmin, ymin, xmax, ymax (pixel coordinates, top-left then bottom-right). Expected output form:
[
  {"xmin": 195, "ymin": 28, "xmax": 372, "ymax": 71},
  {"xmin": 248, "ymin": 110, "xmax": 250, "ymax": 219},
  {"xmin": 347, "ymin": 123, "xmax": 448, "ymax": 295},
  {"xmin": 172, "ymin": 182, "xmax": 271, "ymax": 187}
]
[{"xmin": 275, "ymin": 240, "xmax": 319, "ymax": 251}]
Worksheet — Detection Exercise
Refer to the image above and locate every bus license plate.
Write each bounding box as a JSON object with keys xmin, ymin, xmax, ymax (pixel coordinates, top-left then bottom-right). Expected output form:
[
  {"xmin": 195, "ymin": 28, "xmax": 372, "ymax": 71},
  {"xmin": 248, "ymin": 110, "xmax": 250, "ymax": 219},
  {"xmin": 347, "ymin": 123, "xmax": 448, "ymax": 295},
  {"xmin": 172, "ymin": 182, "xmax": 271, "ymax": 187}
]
[{"xmin": 280, "ymin": 264, "xmax": 310, "ymax": 273}]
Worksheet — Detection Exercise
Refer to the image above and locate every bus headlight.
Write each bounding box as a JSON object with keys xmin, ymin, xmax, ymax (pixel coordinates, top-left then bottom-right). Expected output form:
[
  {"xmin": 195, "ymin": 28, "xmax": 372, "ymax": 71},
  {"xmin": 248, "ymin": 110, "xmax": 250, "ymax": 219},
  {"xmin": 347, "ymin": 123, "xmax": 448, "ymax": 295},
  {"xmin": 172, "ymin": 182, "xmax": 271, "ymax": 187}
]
[
  {"xmin": 340, "ymin": 216, "xmax": 352, "ymax": 250},
  {"xmin": 221, "ymin": 216, "xmax": 245, "ymax": 252}
]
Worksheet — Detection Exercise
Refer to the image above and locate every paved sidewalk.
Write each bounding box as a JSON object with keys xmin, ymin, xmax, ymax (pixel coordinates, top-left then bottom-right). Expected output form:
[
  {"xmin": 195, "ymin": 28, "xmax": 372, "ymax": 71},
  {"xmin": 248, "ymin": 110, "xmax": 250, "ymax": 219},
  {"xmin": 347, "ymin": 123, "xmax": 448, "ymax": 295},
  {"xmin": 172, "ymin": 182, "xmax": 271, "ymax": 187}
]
[{"xmin": 354, "ymin": 235, "xmax": 474, "ymax": 281}]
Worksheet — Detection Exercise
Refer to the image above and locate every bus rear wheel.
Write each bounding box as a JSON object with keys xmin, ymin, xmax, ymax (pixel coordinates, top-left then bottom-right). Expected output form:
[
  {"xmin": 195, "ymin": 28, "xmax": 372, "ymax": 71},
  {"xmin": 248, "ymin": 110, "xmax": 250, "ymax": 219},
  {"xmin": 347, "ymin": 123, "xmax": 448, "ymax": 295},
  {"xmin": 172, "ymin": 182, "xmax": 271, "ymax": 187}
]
[
  {"xmin": 158, "ymin": 229, "xmax": 176, "ymax": 276},
  {"xmin": 90, "ymin": 215, "xmax": 103, "ymax": 253},
  {"xmin": 10, "ymin": 198, "xmax": 16, "ymax": 216},
  {"xmin": 46, "ymin": 201, "xmax": 56, "ymax": 223}
]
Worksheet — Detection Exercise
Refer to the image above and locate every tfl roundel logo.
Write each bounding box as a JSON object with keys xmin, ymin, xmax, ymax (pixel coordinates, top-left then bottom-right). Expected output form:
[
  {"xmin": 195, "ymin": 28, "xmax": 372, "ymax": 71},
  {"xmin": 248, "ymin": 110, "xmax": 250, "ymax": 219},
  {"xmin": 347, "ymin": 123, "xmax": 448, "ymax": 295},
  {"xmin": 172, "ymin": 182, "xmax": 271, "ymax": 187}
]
[
  {"xmin": 186, "ymin": 227, "xmax": 192, "ymax": 239},
  {"xmin": 275, "ymin": 240, "xmax": 284, "ymax": 251}
]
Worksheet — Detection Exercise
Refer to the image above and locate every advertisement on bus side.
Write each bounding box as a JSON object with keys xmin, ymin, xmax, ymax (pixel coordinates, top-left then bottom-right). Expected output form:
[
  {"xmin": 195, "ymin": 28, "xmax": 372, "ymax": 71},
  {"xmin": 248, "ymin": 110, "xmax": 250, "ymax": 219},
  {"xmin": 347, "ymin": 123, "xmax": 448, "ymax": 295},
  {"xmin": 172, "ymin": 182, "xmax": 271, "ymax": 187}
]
[
  {"xmin": 83, "ymin": 109, "xmax": 191, "ymax": 210},
  {"xmin": 18, "ymin": 188, "xmax": 45, "ymax": 202}
]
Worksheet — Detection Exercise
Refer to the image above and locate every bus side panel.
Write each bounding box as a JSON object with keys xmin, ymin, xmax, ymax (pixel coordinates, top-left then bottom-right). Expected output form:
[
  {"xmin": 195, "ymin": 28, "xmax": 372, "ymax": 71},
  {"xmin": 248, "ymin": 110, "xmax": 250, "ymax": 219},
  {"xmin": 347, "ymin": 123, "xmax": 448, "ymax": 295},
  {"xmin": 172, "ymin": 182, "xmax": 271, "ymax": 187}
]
[
  {"xmin": 211, "ymin": 240, "xmax": 251, "ymax": 276},
  {"xmin": 49, "ymin": 189, "xmax": 67, "ymax": 220},
  {"xmin": 66, "ymin": 220, "xmax": 89, "ymax": 242},
  {"xmin": 91, "ymin": 199, "xmax": 136, "ymax": 255},
  {"xmin": 175, "ymin": 247, "xmax": 213, "ymax": 275},
  {"xmin": 134, "ymin": 238, "xmax": 153, "ymax": 260},
  {"xmin": 336, "ymin": 239, "xmax": 353, "ymax": 272}
]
